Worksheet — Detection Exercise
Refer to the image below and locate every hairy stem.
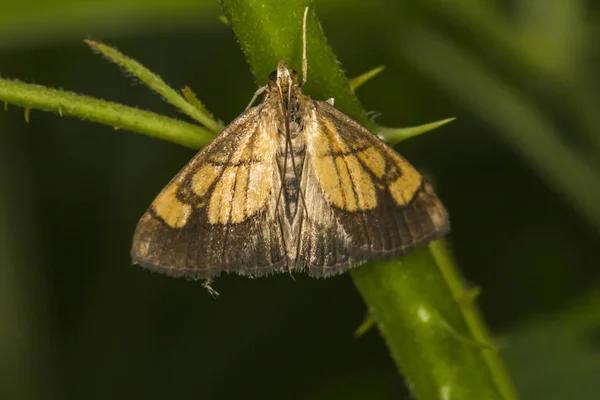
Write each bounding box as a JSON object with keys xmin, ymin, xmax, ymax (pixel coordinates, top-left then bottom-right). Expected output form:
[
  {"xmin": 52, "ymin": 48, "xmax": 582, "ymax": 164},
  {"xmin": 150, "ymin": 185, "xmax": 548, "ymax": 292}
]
[{"xmin": 0, "ymin": 78, "xmax": 214, "ymax": 149}]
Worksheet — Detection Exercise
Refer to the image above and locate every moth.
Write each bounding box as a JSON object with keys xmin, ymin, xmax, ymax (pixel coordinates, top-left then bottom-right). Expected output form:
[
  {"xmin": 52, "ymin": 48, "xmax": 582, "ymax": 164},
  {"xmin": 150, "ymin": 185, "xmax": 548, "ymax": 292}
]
[{"xmin": 131, "ymin": 8, "xmax": 449, "ymax": 280}]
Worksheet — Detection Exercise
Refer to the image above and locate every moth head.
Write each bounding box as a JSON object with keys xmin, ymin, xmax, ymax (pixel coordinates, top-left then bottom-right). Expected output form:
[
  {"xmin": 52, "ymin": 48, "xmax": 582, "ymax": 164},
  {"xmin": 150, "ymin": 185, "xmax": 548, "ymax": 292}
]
[{"xmin": 268, "ymin": 60, "xmax": 299, "ymax": 90}]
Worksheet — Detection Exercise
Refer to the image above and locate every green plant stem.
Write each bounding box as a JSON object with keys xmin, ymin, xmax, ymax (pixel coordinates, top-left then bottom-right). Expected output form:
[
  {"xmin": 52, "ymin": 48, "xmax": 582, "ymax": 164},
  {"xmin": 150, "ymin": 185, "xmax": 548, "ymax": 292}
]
[
  {"xmin": 430, "ymin": 240, "xmax": 519, "ymax": 400},
  {"xmin": 0, "ymin": 78, "xmax": 214, "ymax": 149},
  {"xmin": 351, "ymin": 249, "xmax": 503, "ymax": 400},
  {"xmin": 221, "ymin": 0, "xmax": 371, "ymax": 127},
  {"xmin": 222, "ymin": 1, "xmax": 518, "ymax": 399},
  {"xmin": 85, "ymin": 40, "xmax": 223, "ymax": 134}
]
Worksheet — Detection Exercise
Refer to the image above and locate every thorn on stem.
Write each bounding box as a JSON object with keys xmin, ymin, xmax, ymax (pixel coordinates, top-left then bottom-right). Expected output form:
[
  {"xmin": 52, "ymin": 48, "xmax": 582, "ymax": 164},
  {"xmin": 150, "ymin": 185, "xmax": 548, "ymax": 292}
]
[{"xmin": 84, "ymin": 39, "xmax": 99, "ymax": 48}]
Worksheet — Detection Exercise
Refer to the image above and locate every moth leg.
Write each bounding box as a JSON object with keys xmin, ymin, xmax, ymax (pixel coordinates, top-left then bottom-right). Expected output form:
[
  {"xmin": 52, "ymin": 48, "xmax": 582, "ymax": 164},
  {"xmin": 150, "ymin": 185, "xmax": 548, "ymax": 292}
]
[
  {"xmin": 287, "ymin": 267, "xmax": 296, "ymax": 281},
  {"xmin": 202, "ymin": 278, "xmax": 220, "ymax": 298},
  {"xmin": 245, "ymin": 85, "xmax": 268, "ymax": 110},
  {"xmin": 325, "ymin": 98, "xmax": 335, "ymax": 106}
]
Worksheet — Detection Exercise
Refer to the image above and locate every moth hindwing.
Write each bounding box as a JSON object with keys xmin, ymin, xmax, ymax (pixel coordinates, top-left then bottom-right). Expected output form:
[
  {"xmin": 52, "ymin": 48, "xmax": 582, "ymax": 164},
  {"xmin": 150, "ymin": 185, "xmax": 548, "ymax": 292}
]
[{"xmin": 131, "ymin": 7, "xmax": 449, "ymax": 280}]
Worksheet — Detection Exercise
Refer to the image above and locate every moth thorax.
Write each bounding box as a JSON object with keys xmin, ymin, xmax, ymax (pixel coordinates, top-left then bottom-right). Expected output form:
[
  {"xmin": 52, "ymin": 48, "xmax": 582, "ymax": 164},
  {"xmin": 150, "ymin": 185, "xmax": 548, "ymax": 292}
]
[
  {"xmin": 288, "ymin": 120, "xmax": 301, "ymax": 137},
  {"xmin": 278, "ymin": 131, "xmax": 306, "ymax": 221}
]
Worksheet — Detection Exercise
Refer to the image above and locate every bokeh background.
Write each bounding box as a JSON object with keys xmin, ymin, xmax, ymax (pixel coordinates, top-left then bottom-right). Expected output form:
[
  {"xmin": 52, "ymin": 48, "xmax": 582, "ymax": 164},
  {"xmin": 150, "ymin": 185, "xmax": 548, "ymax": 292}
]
[{"xmin": 1, "ymin": 0, "xmax": 600, "ymax": 399}]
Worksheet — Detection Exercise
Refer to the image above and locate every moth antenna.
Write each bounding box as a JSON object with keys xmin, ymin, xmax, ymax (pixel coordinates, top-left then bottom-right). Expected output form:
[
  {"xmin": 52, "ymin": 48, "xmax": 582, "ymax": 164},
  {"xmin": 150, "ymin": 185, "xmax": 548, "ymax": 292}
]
[
  {"xmin": 274, "ymin": 84, "xmax": 289, "ymax": 214},
  {"xmin": 275, "ymin": 122, "xmax": 289, "ymax": 214},
  {"xmin": 274, "ymin": 78, "xmax": 309, "ymax": 221},
  {"xmin": 301, "ymin": 7, "xmax": 309, "ymax": 87},
  {"xmin": 245, "ymin": 85, "xmax": 268, "ymax": 110},
  {"xmin": 285, "ymin": 77, "xmax": 310, "ymax": 218},
  {"xmin": 276, "ymin": 212, "xmax": 288, "ymax": 264},
  {"xmin": 293, "ymin": 218, "xmax": 303, "ymax": 269}
]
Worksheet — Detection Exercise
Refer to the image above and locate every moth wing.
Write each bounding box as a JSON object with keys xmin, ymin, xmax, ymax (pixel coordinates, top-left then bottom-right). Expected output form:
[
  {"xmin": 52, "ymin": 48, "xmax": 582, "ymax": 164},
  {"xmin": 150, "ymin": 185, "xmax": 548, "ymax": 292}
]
[
  {"xmin": 299, "ymin": 100, "xmax": 449, "ymax": 277},
  {"xmin": 131, "ymin": 105, "xmax": 286, "ymax": 278}
]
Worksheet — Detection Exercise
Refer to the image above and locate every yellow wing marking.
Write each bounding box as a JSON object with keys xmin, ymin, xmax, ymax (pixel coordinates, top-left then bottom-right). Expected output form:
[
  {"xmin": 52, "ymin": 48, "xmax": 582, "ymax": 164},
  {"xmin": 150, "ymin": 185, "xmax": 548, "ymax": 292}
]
[
  {"xmin": 191, "ymin": 164, "xmax": 223, "ymax": 198},
  {"xmin": 151, "ymin": 184, "xmax": 192, "ymax": 228},
  {"xmin": 210, "ymin": 167, "xmax": 238, "ymax": 224},
  {"xmin": 345, "ymin": 154, "xmax": 377, "ymax": 210},
  {"xmin": 385, "ymin": 148, "xmax": 423, "ymax": 206},
  {"xmin": 231, "ymin": 165, "xmax": 250, "ymax": 223},
  {"xmin": 310, "ymin": 109, "xmax": 425, "ymax": 209},
  {"xmin": 314, "ymin": 155, "xmax": 345, "ymax": 208},
  {"xmin": 246, "ymin": 124, "xmax": 276, "ymax": 214},
  {"xmin": 334, "ymin": 157, "xmax": 357, "ymax": 211},
  {"xmin": 356, "ymin": 146, "xmax": 386, "ymax": 179},
  {"xmin": 199, "ymin": 117, "xmax": 276, "ymax": 225},
  {"xmin": 309, "ymin": 118, "xmax": 378, "ymax": 211}
]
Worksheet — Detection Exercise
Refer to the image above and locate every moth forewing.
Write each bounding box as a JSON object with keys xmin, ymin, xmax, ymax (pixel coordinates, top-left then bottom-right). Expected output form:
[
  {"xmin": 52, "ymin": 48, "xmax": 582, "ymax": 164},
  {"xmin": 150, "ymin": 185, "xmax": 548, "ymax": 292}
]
[
  {"xmin": 294, "ymin": 99, "xmax": 449, "ymax": 277},
  {"xmin": 131, "ymin": 104, "xmax": 288, "ymax": 278}
]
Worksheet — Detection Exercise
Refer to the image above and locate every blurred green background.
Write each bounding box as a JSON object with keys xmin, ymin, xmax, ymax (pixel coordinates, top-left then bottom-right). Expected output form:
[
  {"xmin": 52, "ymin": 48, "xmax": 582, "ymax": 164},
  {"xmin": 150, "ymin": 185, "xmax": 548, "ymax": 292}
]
[{"xmin": 1, "ymin": 0, "xmax": 600, "ymax": 399}]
